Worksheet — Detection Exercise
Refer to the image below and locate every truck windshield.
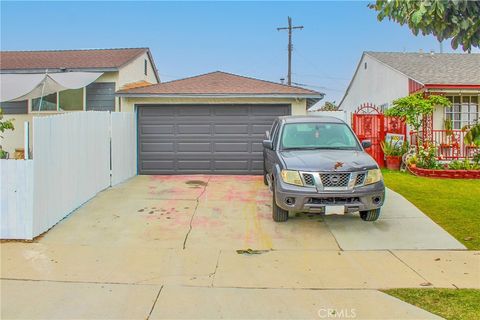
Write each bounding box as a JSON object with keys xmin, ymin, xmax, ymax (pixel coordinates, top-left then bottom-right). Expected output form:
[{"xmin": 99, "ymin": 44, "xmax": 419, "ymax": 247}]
[{"xmin": 281, "ymin": 122, "xmax": 361, "ymax": 150}]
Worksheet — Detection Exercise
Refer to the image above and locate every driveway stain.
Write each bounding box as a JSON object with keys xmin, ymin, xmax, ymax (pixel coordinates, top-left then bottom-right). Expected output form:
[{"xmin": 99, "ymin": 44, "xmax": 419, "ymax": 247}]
[{"xmin": 185, "ymin": 180, "xmax": 208, "ymax": 186}]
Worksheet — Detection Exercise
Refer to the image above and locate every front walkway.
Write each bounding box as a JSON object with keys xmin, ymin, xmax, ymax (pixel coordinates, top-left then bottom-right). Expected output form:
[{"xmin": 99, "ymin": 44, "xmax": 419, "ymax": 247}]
[{"xmin": 1, "ymin": 175, "xmax": 478, "ymax": 319}]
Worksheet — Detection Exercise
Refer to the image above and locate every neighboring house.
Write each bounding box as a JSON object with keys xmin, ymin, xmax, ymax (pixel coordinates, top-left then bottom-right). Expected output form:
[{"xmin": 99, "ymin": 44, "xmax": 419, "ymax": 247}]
[
  {"xmin": 117, "ymin": 71, "xmax": 323, "ymax": 174},
  {"xmin": 0, "ymin": 48, "xmax": 159, "ymax": 154},
  {"xmin": 339, "ymin": 51, "xmax": 480, "ymax": 130}
]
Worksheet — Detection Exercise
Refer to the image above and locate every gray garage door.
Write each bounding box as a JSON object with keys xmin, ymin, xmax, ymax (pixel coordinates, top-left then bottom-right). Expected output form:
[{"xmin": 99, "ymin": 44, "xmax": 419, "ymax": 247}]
[{"xmin": 137, "ymin": 104, "xmax": 291, "ymax": 174}]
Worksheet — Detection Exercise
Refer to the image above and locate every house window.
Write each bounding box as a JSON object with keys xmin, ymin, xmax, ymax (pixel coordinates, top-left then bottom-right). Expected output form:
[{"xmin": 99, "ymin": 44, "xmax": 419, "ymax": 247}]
[
  {"xmin": 144, "ymin": 59, "xmax": 148, "ymax": 76},
  {"xmin": 32, "ymin": 93, "xmax": 57, "ymax": 111},
  {"xmin": 59, "ymin": 88, "xmax": 84, "ymax": 111},
  {"xmin": 445, "ymin": 95, "xmax": 479, "ymax": 129}
]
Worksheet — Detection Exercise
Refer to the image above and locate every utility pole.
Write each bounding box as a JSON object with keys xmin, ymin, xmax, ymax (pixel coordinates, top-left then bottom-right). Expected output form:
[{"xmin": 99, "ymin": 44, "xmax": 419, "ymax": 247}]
[{"xmin": 277, "ymin": 17, "xmax": 303, "ymax": 86}]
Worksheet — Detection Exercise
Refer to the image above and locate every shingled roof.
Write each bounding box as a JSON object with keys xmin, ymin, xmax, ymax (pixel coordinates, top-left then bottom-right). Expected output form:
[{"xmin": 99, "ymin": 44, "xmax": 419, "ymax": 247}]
[
  {"xmin": 366, "ymin": 51, "xmax": 480, "ymax": 85},
  {"xmin": 117, "ymin": 71, "xmax": 322, "ymax": 97},
  {"xmin": 0, "ymin": 48, "xmax": 149, "ymax": 71}
]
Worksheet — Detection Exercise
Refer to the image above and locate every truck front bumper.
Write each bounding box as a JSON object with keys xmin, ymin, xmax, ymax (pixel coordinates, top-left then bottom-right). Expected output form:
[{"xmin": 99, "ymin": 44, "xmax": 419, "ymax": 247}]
[{"xmin": 274, "ymin": 179, "xmax": 385, "ymax": 213}]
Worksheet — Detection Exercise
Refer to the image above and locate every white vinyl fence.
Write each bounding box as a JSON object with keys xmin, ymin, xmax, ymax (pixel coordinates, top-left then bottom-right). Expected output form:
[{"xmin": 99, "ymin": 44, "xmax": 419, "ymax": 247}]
[
  {"xmin": 111, "ymin": 112, "xmax": 137, "ymax": 186},
  {"xmin": 0, "ymin": 111, "xmax": 137, "ymax": 239},
  {"xmin": 0, "ymin": 160, "xmax": 34, "ymax": 239}
]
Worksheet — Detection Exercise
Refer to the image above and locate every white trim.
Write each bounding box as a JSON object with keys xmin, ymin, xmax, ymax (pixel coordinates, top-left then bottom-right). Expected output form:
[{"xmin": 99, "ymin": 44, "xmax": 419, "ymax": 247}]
[{"xmin": 116, "ymin": 93, "xmax": 322, "ymax": 99}]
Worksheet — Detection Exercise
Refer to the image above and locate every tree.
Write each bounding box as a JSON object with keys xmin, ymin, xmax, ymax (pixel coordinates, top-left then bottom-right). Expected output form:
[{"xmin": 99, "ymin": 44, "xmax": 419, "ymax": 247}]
[
  {"xmin": 318, "ymin": 101, "xmax": 340, "ymax": 111},
  {"xmin": 464, "ymin": 123, "xmax": 480, "ymax": 145},
  {"xmin": 0, "ymin": 108, "xmax": 14, "ymax": 139},
  {"xmin": 368, "ymin": 0, "xmax": 480, "ymax": 52},
  {"xmin": 0, "ymin": 108, "xmax": 15, "ymax": 158},
  {"xmin": 384, "ymin": 93, "xmax": 451, "ymax": 132}
]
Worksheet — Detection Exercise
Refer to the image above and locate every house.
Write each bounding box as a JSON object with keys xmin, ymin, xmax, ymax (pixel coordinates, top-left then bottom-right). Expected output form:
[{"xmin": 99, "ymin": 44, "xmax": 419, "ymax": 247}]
[
  {"xmin": 117, "ymin": 71, "xmax": 323, "ymax": 174},
  {"xmin": 0, "ymin": 48, "xmax": 160, "ymax": 155},
  {"xmin": 339, "ymin": 51, "xmax": 480, "ymax": 131}
]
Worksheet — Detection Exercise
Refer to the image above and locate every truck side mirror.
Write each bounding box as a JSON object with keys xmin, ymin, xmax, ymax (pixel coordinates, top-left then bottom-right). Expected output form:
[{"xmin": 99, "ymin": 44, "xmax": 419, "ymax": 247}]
[
  {"xmin": 362, "ymin": 140, "xmax": 372, "ymax": 149},
  {"xmin": 263, "ymin": 140, "xmax": 273, "ymax": 150},
  {"xmin": 265, "ymin": 130, "xmax": 270, "ymax": 140}
]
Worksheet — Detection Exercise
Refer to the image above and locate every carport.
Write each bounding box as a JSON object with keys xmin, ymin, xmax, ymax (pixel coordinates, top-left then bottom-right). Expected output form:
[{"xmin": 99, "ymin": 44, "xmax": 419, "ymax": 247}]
[{"xmin": 117, "ymin": 71, "xmax": 323, "ymax": 174}]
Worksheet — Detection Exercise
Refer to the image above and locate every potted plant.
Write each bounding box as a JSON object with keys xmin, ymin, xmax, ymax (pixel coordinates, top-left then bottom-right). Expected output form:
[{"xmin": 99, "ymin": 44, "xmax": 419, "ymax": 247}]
[
  {"xmin": 0, "ymin": 108, "xmax": 15, "ymax": 159},
  {"xmin": 381, "ymin": 139, "xmax": 406, "ymax": 170}
]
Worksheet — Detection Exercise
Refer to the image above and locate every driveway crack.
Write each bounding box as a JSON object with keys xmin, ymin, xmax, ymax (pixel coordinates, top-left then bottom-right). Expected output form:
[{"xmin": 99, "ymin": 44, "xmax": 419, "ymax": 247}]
[
  {"xmin": 182, "ymin": 176, "xmax": 211, "ymax": 250},
  {"xmin": 146, "ymin": 285, "xmax": 163, "ymax": 320},
  {"xmin": 209, "ymin": 250, "xmax": 222, "ymax": 287},
  {"xmin": 389, "ymin": 250, "xmax": 432, "ymax": 285}
]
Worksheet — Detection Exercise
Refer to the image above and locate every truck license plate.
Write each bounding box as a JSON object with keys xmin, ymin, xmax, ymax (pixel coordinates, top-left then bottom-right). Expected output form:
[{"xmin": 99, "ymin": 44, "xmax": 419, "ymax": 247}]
[{"xmin": 325, "ymin": 206, "xmax": 345, "ymax": 215}]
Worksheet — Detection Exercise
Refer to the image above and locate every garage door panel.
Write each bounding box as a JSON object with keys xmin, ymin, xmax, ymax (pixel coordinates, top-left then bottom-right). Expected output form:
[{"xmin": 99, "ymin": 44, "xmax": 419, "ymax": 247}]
[
  {"xmin": 251, "ymin": 124, "xmax": 272, "ymax": 134},
  {"xmin": 177, "ymin": 160, "xmax": 211, "ymax": 170},
  {"xmin": 214, "ymin": 124, "xmax": 249, "ymax": 134},
  {"xmin": 142, "ymin": 160, "xmax": 174, "ymax": 170},
  {"xmin": 177, "ymin": 106, "xmax": 212, "ymax": 116},
  {"xmin": 213, "ymin": 106, "xmax": 249, "ymax": 116},
  {"xmin": 214, "ymin": 142, "xmax": 249, "ymax": 152},
  {"xmin": 138, "ymin": 104, "xmax": 290, "ymax": 174},
  {"xmin": 214, "ymin": 160, "xmax": 249, "ymax": 170},
  {"xmin": 251, "ymin": 160, "xmax": 264, "ymax": 170},
  {"xmin": 139, "ymin": 107, "xmax": 176, "ymax": 117},
  {"xmin": 251, "ymin": 142, "xmax": 264, "ymax": 153},
  {"xmin": 177, "ymin": 142, "xmax": 211, "ymax": 152},
  {"xmin": 251, "ymin": 105, "xmax": 289, "ymax": 116},
  {"xmin": 142, "ymin": 142, "xmax": 175, "ymax": 152},
  {"xmin": 141, "ymin": 125, "xmax": 174, "ymax": 135},
  {"xmin": 177, "ymin": 124, "xmax": 211, "ymax": 134}
]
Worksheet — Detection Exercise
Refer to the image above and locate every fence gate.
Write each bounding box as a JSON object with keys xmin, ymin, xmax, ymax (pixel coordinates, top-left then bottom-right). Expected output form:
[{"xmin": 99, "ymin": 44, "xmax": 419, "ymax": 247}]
[{"xmin": 352, "ymin": 103, "xmax": 406, "ymax": 167}]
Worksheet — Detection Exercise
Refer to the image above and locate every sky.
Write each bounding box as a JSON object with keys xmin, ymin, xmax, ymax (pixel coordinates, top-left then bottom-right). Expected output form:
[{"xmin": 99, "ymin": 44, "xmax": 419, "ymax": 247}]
[{"xmin": 2, "ymin": 1, "xmax": 478, "ymax": 104}]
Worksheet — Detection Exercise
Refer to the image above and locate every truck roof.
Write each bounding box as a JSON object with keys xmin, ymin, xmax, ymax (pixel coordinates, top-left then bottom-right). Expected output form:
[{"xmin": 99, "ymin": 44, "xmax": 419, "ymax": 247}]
[{"xmin": 278, "ymin": 115, "xmax": 345, "ymax": 124}]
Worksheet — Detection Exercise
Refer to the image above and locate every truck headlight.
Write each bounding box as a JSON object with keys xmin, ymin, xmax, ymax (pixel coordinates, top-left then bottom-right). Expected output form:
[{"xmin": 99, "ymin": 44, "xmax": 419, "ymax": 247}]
[
  {"xmin": 364, "ymin": 169, "xmax": 383, "ymax": 185},
  {"xmin": 280, "ymin": 170, "xmax": 304, "ymax": 186}
]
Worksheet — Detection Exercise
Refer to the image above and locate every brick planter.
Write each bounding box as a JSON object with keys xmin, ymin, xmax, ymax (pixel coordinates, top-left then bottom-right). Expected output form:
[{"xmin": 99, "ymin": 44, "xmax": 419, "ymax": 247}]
[{"xmin": 409, "ymin": 166, "xmax": 480, "ymax": 179}]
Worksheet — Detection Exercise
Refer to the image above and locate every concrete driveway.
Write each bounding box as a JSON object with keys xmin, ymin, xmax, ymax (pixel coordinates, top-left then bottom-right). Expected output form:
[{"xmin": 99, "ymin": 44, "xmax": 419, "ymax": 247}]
[{"xmin": 2, "ymin": 175, "xmax": 478, "ymax": 319}]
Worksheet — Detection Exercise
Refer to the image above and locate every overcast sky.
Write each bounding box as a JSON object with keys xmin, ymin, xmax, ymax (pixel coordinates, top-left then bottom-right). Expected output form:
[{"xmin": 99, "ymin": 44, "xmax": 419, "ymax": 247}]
[{"xmin": 2, "ymin": 1, "xmax": 478, "ymax": 104}]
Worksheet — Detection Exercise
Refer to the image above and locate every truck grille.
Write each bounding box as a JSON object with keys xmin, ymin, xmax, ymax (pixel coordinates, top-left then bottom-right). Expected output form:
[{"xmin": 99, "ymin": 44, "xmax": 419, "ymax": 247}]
[
  {"xmin": 355, "ymin": 173, "xmax": 366, "ymax": 186},
  {"xmin": 319, "ymin": 173, "xmax": 350, "ymax": 188},
  {"xmin": 302, "ymin": 173, "xmax": 315, "ymax": 186},
  {"xmin": 307, "ymin": 197, "xmax": 361, "ymax": 205}
]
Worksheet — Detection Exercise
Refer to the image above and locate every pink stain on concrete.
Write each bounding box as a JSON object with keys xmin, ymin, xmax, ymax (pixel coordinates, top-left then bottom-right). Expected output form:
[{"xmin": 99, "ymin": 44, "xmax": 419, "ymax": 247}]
[
  {"xmin": 150, "ymin": 175, "xmax": 210, "ymax": 183},
  {"xmin": 192, "ymin": 216, "xmax": 225, "ymax": 228}
]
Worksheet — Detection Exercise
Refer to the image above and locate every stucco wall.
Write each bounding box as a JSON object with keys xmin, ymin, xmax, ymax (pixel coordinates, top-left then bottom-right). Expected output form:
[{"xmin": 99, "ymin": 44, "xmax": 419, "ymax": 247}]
[
  {"xmin": 340, "ymin": 54, "xmax": 410, "ymax": 114},
  {"xmin": 118, "ymin": 52, "xmax": 158, "ymax": 88},
  {"xmin": 121, "ymin": 97, "xmax": 307, "ymax": 115}
]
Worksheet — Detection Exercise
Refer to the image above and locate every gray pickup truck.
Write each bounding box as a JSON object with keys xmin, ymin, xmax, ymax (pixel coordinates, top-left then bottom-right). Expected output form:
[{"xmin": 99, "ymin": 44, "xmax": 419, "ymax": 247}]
[{"xmin": 263, "ymin": 116, "xmax": 385, "ymax": 222}]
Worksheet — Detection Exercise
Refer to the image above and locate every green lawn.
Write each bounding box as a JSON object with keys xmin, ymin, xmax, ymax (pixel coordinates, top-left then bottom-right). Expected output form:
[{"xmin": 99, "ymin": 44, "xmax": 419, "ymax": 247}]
[
  {"xmin": 384, "ymin": 289, "xmax": 480, "ymax": 320},
  {"xmin": 382, "ymin": 170, "xmax": 480, "ymax": 249}
]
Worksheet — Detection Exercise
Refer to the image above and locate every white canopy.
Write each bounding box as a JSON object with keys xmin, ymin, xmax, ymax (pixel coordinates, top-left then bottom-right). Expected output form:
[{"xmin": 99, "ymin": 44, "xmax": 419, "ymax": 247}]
[{"xmin": 0, "ymin": 72, "xmax": 103, "ymax": 103}]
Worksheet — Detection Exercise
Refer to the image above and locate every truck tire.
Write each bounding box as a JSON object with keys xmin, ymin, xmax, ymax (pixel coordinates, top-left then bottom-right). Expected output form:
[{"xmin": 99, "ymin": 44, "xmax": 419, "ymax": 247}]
[
  {"xmin": 272, "ymin": 186, "xmax": 288, "ymax": 222},
  {"xmin": 359, "ymin": 208, "xmax": 381, "ymax": 221}
]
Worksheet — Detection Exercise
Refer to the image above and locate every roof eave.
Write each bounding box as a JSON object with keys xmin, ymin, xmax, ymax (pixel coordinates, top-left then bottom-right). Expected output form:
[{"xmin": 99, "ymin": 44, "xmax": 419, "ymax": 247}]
[
  {"xmin": 0, "ymin": 67, "xmax": 118, "ymax": 74},
  {"xmin": 116, "ymin": 93, "xmax": 324, "ymax": 99},
  {"xmin": 424, "ymin": 84, "xmax": 480, "ymax": 89}
]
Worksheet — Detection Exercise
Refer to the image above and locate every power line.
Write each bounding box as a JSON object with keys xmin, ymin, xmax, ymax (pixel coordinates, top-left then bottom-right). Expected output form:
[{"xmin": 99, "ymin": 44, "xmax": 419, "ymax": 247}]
[
  {"xmin": 291, "ymin": 72, "xmax": 350, "ymax": 81},
  {"xmin": 291, "ymin": 82, "xmax": 345, "ymax": 92},
  {"xmin": 277, "ymin": 17, "xmax": 303, "ymax": 86}
]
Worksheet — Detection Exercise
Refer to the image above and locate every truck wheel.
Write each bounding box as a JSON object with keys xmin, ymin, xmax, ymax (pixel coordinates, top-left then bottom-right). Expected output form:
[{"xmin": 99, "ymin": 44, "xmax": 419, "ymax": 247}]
[
  {"xmin": 359, "ymin": 208, "xmax": 381, "ymax": 221},
  {"xmin": 272, "ymin": 186, "xmax": 288, "ymax": 222}
]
